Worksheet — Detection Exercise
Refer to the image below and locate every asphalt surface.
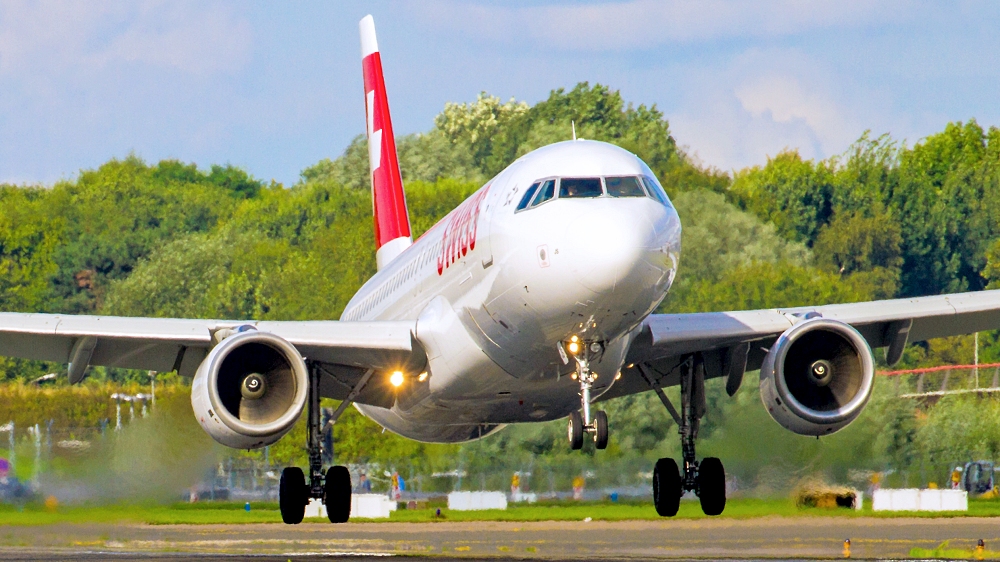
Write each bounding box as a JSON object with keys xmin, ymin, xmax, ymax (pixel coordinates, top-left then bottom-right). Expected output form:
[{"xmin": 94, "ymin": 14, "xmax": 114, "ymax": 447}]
[{"xmin": 2, "ymin": 517, "xmax": 1000, "ymax": 560}]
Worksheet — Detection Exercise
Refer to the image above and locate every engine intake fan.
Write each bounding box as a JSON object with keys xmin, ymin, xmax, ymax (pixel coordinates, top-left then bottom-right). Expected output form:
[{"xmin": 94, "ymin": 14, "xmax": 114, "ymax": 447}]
[
  {"xmin": 191, "ymin": 330, "xmax": 309, "ymax": 449},
  {"xmin": 759, "ymin": 318, "xmax": 875, "ymax": 436}
]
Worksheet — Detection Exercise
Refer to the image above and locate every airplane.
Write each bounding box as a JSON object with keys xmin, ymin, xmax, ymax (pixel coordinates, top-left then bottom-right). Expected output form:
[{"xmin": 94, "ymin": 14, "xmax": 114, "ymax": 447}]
[{"xmin": 3, "ymin": 14, "xmax": 1000, "ymax": 523}]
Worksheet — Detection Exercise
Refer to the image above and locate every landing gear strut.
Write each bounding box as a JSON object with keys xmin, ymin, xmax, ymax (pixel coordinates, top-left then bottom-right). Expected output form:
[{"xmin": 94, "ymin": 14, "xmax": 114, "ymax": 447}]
[
  {"xmin": 279, "ymin": 362, "xmax": 354, "ymax": 524},
  {"xmin": 567, "ymin": 347, "xmax": 609, "ymax": 450},
  {"xmin": 642, "ymin": 355, "xmax": 726, "ymax": 516}
]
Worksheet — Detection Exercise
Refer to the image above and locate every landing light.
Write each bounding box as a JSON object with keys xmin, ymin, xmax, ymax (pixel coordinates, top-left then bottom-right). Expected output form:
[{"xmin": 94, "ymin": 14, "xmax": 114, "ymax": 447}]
[
  {"xmin": 390, "ymin": 371, "xmax": 405, "ymax": 387},
  {"xmin": 567, "ymin": 341, "xmax": 580, "ymax": 354},
  {"xmin": 615, "ymin": 372, "xmax": 622, "ymax": 380},
  {"xmin": 417, "ymin": 372, "xmax": 428, "ymax": 382}
]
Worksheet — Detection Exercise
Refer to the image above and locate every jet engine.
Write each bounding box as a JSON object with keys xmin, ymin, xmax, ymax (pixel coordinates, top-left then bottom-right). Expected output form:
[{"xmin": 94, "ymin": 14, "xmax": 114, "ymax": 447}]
[
  {"xmin": 759, "ymin": 317, "xmax": 875, "ymax": 436},
  {"xmin": 191, "ymin": 330, "xmax": 309, "ymax": 449}
]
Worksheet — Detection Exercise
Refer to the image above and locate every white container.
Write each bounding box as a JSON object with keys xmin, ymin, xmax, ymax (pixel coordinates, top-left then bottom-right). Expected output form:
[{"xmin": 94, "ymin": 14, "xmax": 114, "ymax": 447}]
[
  {"xmin": 511, "ymin": 491, "xmax": 538, "ymax": 503},
  {"xmin": 871, "ymin": 488, "xmax": 967, "ymax": 511},
  {"xmin": 352, "ymin": 493, "xmax": 394, "ymax": 518},
  {"xmin": 304, "ymin": 498, "xmax": 326, "ymax": 518},
  {"xmin": 447, "ymin": 491, "xmax": 508, "ymax": 511},
  {"xmin": 303, "ymin": 494, "xmax": 394, "ymax": 519},
  {"xmin": 938, "ymin": 489, "xmax": 968, "ymax": 511}
]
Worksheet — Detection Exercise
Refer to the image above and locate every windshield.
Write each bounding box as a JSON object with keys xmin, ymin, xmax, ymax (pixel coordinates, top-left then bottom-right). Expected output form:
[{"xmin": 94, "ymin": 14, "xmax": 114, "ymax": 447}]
[
  {"xmin": 641, "ymin": 175, "xmax": 672, "ymax": 207},
  {"xmin": 530, "ymin": 179, "xmax": 556, "ymax": 207},
  {"xmin": 605, "ymin": 176, "xmax": 646, "ymax": 197},
  {"xmin": 516, "ymin": 182, "xmax": 540, "ymax": 211},
  {"xmin": 515, "ymin": 174, "xmax": 670, "ymax": 213},
  {"xmin": 559, "ymin": 178, "xmax": 603, "ymax": 198}
]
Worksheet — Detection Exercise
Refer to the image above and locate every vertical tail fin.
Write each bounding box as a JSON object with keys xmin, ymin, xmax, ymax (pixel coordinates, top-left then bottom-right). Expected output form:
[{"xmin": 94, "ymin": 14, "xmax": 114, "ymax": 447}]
[{"xmin": 360, "ymin": 15, "xmax": 412, "ymax": 270}]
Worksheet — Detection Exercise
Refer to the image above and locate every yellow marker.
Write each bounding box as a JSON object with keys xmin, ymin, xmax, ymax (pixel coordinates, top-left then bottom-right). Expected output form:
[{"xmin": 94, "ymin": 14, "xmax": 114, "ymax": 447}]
[
  {"xmin": 976, "ymin": 539, "xmax": 985, "ymax": 560},
  {"xmin": 843, "ymin": 538, "xmax": 851, "ymax": 558}
]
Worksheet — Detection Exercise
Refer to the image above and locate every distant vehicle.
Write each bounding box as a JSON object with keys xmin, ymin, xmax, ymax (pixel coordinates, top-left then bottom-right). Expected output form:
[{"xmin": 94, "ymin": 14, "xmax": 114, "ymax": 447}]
[
  {"xmin": 0, "ymin": 476, "xmax": 32, "ymax": 503},
  {"xmin": 961, "ymin": 461, "xmax": 996, "ymax": 496},
  {"xmin": 3, "ymin": 14, "xmax": 1000, "ymax": 524}
]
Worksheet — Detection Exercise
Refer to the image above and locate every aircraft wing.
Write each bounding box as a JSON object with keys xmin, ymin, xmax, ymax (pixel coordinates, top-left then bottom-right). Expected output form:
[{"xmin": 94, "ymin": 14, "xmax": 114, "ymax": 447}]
[
  {"xmin": 0, "ymin": 312, "xmax": 423, "ymax": 404},
  {"xmin": 602, "ymin": 290, "xmax": 1000, "ymax": 401}
]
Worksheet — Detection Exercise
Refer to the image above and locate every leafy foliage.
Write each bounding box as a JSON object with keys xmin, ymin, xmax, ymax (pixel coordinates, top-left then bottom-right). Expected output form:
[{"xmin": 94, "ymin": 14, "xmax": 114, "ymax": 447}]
[
  {"xmin": 731, "ymin": 123, "xmax": 1000, "ymax": 298},
  {"xmin": 2, "ymin": 83, "xmax": 1000, "ymax": 493}
]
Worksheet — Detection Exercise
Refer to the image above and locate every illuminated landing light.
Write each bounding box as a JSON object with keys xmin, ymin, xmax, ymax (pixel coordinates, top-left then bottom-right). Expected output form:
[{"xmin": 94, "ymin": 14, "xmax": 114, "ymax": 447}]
[
  {"xmin": 390, "ymin": 371, "xmax": 405, "ymax": 387},
  {"xmin": 568, "ymin": 341, "xmax": 580, "ymax": 354},
  {"xmin": 417, "ymin": 372, "xmax": 428, "ymax": 382},
  {"xmin": 615, "ymin": 372, "xmax": 622, "ymax": 380}
]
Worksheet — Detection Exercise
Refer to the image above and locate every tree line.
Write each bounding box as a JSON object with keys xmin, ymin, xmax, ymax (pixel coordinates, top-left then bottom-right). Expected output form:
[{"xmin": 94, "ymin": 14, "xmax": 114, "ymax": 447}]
[{"xmin": 3, "ymin": 83, "xmax": 1000, "ymax": 491}]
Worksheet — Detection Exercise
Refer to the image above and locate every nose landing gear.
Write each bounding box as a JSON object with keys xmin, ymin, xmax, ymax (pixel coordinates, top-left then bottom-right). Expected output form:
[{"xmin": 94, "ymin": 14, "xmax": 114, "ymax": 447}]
[
  {"xmin": 641, "ymin": 355, "xmax": 727, "ymax": 516},
  {"xmin": 567, "ymin": 353, "xmax": 610, "ymax": 450}
]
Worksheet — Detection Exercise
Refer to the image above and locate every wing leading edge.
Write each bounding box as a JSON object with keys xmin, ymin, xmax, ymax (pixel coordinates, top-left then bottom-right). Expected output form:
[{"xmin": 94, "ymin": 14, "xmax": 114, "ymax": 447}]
[
  {"xmin": 0, "ymin": 312, "xmax": 423, "ymax": 404},
  {"xmin": 606, "ymin": 289, "xmax": 1000, "ymax": 401}
]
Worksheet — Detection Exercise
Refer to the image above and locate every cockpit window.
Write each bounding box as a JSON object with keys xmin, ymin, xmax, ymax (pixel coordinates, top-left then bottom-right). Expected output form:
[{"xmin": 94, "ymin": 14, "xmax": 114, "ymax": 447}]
[
  {"xmin": 515, "ymin": 174, "xmax": 670, "ymax": 212},
  {"xmin": 559, "ymin": 177, "xmax": 603, "ymax": 198},
  {"xmin": 641, "ymin": 175, "xmax": 672, "ymax": 207},
  {"xmin": 516, "ymin": 182, "xmax": 540, "ymax": 211},
  {"xmin": 605, "ymin": 176, "xmax": 647, "ymax": 197},
  {"xmin": 530, "ymin": 179, "xmax": 556, "ymax": 207}
]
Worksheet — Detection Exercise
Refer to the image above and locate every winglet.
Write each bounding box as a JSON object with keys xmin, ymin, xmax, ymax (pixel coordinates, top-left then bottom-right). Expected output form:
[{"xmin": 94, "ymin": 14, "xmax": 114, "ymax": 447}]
[{"xmin": 360, "ymin": 15, "xmax": 412, "ymax": 270}]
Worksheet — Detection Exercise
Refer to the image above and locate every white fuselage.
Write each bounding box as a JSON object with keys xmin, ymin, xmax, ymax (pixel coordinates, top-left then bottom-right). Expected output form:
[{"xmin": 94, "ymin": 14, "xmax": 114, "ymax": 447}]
[{"xmin": 341, "ymin": 140, "xmax": 681, "ymax": 442}]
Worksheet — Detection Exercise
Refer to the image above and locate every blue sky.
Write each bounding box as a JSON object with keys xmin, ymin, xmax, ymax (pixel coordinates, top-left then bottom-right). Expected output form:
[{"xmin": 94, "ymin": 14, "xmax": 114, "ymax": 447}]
[{"xmin": 2, "ymin": 1, "xmax": 999, "ymax": 186}]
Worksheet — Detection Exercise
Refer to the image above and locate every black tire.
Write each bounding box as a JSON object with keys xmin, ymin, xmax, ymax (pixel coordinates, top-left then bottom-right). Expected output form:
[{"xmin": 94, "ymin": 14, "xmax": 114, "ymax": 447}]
[
  {"xmin": 594, "ymin": 411, "xmax": 609, "ymax": 450},
  {"xmin": 325, "ymin": 465, "xmax": 352, "ymax": 523},
  {"xmin": 568, "ymin": 410, "xmax": 584, "ymax": 450},
  {"xmin": 279, "ymin": 467, "xmax": 307, "ymax": 524},
  {"xmin": 653, "ymin": 458, "xmax": 681, "ymax": 517},
  {"xmin": 698, "ymin": 457, "xmax": 726, "ymax": 516}
]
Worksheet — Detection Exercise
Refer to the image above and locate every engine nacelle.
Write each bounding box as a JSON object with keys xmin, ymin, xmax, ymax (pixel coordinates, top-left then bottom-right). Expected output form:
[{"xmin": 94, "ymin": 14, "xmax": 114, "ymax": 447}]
[
  {"xmin": 191, "ymin": 330, "xmax": 309, "ymax": 449},
  {"xmin": 759, "ymin": 318, "xmax": 875, "ymax": 436}
]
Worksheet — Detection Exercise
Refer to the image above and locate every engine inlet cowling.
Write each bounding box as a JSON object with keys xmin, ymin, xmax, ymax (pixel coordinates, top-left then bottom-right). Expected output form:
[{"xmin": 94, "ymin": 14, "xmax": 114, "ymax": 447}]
[
  {"xmin": 191, "ymin": 331, "xmax": 309, "ymax": 449},
  {"xmin": 759, "ymin": 318, "xmax": 875, "ymax": 436}
]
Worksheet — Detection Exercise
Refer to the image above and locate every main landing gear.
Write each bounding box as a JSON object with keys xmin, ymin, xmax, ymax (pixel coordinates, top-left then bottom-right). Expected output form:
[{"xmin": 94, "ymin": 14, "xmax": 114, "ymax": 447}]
[
  {"xmin": 279, "ymin": 363, "xmax": 357, "ymax": 524},
  {"xmin": 567, "ymin": 347, "xmax": 609, "ymax": 450},
  {"xmin": 641, "ymin": 355, "xmax": 726, "ymax": 516}
]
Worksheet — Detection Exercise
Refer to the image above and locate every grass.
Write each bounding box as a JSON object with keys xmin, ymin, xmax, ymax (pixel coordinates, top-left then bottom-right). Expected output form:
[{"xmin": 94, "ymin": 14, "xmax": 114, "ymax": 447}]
[
  {"xmin": 910, "ymin": 540, "xmax": 996, "ymax": 559},
  {"xmin": 5, "ymin": 497, "xmax": 1000, "ymax": 526}
]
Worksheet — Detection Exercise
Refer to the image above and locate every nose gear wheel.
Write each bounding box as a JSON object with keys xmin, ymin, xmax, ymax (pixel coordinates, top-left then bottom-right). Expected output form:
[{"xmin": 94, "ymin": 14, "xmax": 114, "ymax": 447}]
[{"xmin": 566, "ymin": 348, "xmax": 610, "ymax": 450}]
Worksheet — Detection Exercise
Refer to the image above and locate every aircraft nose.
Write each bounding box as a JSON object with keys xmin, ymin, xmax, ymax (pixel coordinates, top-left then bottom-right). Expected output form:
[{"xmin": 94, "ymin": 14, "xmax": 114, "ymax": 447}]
[{"xmin": 564, "ymin": 203, "xmax": 675, "ymax": 295}]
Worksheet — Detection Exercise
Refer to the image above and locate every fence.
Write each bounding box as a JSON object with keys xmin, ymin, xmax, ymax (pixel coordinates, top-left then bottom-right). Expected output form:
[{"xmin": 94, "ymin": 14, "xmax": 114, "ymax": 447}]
[{"xmin": 879, "ymin": 362, "xmax": 1000, "ymax": 399}]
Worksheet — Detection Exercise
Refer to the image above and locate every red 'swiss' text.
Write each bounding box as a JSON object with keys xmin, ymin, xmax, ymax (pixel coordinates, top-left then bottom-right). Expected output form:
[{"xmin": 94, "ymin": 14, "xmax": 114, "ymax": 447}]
[{"xmin": 438, "ymin": 185, "xmax": 491, "ymax": 275}]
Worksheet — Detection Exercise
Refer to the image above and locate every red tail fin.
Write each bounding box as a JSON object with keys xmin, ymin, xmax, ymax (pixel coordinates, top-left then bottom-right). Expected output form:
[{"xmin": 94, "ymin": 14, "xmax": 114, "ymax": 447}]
[{"xmin": 360, "ymin": 15, "xmax": 412, "ymax": 270}]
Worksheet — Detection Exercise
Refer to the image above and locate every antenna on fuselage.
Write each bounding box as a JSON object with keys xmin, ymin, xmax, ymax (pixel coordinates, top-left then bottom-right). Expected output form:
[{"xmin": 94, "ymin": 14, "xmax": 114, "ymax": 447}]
[{"xmin": 571, "ymin": 120, "xmax": 577, "ymax": 141}]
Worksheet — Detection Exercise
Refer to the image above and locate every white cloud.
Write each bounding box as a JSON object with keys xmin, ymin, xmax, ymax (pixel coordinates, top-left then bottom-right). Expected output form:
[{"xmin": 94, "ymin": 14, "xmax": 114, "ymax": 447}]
[
  {"xmin": 0, "ymin": 0, "xmax": 251, "ymax": 76},
  {"xmin": 667, "ymin": 48, "xmax": 867, "ymax": 171},
  {"xmin": 735, "ymin": 74, "xmax": 855, "ymax": 157}
]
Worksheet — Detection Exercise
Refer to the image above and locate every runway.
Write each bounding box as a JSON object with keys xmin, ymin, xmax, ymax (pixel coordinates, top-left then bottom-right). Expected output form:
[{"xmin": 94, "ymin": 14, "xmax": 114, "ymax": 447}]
[{"xmin": 2, "ymin": 516, "xmax": 999, "ymax": 560}]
